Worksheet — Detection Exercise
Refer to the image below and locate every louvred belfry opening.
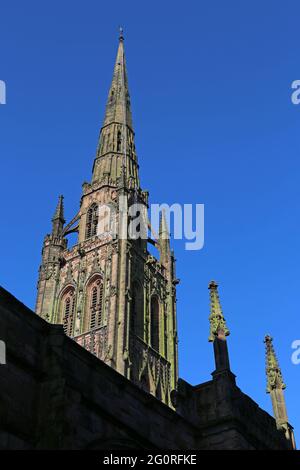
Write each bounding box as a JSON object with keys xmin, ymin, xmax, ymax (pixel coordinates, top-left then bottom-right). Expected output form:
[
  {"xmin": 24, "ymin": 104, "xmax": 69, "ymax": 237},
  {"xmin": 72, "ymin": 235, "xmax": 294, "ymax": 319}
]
[{"xmin": 89, "ymin": 278, "xmax": 104, "ymax": 330}]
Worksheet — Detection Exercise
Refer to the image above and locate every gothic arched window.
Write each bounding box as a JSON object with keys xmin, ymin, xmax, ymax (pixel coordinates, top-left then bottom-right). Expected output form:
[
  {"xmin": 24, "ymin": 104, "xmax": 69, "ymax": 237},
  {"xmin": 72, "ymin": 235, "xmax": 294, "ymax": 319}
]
[
  {"xmin": 117, "ymin": 130, "xmax": 122, "ymax": 152},
  {"xmin": 131, "ymin": 282, "xmax": 144, "ymax": 339},
  {"xmin": 86, "ymin": 203, "xmax": 98, "ymax": 239},
  {"xmin": 150, "ymin": 295, "xmax": 160, "ymax": 352},
  {"xmin": 88, "ymin": 278, "xmax": 104, "ymax": 330},
  {"xmin": 61, "ymin": 288, "xmax": 75, "ymax": 336}
]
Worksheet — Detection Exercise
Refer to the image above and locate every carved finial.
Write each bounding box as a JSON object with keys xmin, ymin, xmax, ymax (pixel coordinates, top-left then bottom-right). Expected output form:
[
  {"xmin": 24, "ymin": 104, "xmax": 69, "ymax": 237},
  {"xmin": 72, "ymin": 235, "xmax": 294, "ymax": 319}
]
[
  {"xmin": 264, "ymin": 335, "xmax": 286, "ymax": 393},
  {"xmin": 208, "ymin": 280, "xmax": 230, "ymax": 342},
  {"xmin": 119, "ymin": 26, "xmax": 124, "ymax": 41}
]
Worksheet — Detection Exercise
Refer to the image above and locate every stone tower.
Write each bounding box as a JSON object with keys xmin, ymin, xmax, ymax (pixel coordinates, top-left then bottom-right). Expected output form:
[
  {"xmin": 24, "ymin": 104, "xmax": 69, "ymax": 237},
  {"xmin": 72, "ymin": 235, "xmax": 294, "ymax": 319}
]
[{"xmin": 35, "ymin": 30, "xmax": 178, "ymax": 404}]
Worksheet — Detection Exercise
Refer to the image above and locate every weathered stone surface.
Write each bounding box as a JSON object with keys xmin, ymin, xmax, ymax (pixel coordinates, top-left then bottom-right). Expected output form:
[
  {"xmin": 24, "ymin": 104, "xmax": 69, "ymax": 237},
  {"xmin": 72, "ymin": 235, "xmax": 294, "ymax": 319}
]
[{"xmin": 0, "ymin": 287, "xmax": 292, "ymax": 450}]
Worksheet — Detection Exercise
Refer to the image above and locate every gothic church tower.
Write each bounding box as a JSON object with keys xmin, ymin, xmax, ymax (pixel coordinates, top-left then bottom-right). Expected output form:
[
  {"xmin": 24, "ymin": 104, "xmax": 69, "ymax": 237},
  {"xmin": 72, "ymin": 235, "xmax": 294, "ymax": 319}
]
[{"xmin": 35, "ymin": 31, "xmax": 178, "ymax": 404}]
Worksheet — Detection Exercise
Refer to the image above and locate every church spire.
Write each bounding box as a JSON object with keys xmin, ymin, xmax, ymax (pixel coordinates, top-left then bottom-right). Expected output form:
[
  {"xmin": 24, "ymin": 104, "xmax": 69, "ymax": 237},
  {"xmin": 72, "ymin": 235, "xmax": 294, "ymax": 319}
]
[
  {"xmin": 52, "ymin": 195, "xmax": 65, "ymax": 237},
  {"xmin": 92, "ymin": 30, "xmax": 139, "ymax": 187},
  {"xmin": 36, "ymin": 33, "xmax": 179, "ymax": 405},
  {"xmin": 102, "ymin": 28, "xmax": 133, "ymax": 130},
  {"xmin": 208, "ymin": 281, "xmax": 231, "ymax": 372}
]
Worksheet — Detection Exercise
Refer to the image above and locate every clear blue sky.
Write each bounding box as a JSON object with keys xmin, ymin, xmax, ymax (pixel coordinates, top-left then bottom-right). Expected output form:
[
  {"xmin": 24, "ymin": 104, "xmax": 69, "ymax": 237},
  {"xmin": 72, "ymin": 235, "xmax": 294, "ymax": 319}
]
[{"xmin": 1, "ymin": 1, "xmax": 299, "ymax": 442}]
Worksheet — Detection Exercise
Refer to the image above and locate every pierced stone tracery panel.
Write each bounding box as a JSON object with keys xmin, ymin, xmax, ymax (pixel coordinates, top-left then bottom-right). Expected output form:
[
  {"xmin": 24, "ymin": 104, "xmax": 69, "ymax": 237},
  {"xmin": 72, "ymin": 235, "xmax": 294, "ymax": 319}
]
[
  {"xmin": 131, "ymin": 335, "xmax": 170, "ymax": 398},
  {"xmin": 73, "ymin": 326, "xmax": 108, "ymax": 361}
]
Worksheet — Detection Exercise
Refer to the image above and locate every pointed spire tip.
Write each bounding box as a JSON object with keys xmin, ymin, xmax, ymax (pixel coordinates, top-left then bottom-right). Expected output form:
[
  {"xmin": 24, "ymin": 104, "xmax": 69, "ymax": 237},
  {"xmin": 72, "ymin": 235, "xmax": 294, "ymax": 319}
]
[
  {"xmin": 208, "ymin": 280, "xmax": 218, "ymax": 289},
  {"xmin": 159, "ymin": 209, "xmax": 170, "ymax": 238},
  {"xmin": 52, "ymin": 194, "xmax": 65, "ymax": 222}
]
